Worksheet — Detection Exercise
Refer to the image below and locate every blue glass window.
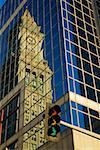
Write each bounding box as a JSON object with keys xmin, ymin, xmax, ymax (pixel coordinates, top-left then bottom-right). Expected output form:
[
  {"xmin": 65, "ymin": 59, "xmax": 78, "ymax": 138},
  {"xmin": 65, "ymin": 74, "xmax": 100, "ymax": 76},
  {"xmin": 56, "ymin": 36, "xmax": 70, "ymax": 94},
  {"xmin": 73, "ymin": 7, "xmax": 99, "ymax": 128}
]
[
  {"xmin": 63, "ymin": 9, "xmax": 66, "ymax": 18},
  {"xmin": 66, "ymin": 40, "xmax": 70, "ymax": 51},
  {"xmin": 62, "ymin": 1, "xmax": 65, "ymax": 9},
  {"xmin": 65, "ymin": 102, "xmax": 71, "ymax": 123},
  {"xmin": 68, "ymin": 64, "xmax": 73, "ymax": 77},
  {"xmin": 72, "ymin": 55, "xmax": 81, "ymax": 68},
  {"xmin": 72, "ymin": 109, "xmax": 78, "ymax": 126},
  {"xmin": 69, "ymin": 78, "xmax": 74, "ymax": 92},
  {"xmin": 75, "ymin": 81, "xmax": 85, "ymax": 96},
  {"xmin": 68, "ymin": 13, "xmax": 75, "ymax": 23},
  {"xmin": 67, "ymin": 4, "xmax": 74, "ymax": 14},
  {"xmin": 77, "ymin": 104, "xmax": 88, "ymax": 113},
  {"xmin": 71, "ymin": 43, "xmax": 80, "ymax": 56},
  {"xmin": 64, "ymin": 19, "xmax": 67, "ymax": 28},
  {"xmin": 78, "ymin": 112, "xmax": 90, "ymax": 130},
  {"xmin": 67, "ymin": 52, "xmax": 71, "ymax": 63},
  {"xmin": 65, "ymin": 30, "xmax": 68, "ymax": 39},
  {"xmin": 74, "ymin": 67, "xmax": 83, "ymax": 82},
  {"xmin": 70, "ymin": 32, "xmax": 78, "ymax": 44},
  {"xmin": 71, "ymin": 101, "xmax": 76, "ymax": 108},
  {"xmin": 69, "ymin": 22, "xmax": 77, "ymax": 33}
]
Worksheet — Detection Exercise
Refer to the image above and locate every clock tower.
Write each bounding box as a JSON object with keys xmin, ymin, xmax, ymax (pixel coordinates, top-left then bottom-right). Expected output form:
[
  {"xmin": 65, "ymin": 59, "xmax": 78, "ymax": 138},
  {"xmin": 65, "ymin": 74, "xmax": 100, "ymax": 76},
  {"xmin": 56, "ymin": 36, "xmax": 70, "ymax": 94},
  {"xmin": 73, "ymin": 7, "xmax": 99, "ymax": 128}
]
[{"xmin": 18, "ymin": 9, "xmax": 53, "ymax": 150}]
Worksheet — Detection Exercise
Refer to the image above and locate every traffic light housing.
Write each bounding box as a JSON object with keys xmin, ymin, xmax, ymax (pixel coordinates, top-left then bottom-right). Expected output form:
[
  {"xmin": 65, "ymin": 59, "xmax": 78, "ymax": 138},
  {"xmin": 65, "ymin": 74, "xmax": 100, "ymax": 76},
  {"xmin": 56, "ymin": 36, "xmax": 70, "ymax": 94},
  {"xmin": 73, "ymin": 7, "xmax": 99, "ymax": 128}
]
[{"xmin": 45, "ymin": 103, "xmax": 61, "ymax": 141}]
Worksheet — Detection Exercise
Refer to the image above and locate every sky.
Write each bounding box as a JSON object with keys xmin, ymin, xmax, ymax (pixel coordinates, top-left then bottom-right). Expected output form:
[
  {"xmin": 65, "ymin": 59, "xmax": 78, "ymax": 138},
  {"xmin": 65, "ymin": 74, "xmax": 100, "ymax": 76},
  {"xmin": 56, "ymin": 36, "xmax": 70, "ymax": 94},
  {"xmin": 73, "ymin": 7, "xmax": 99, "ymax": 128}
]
[{"xmin": 0, "ymin": 0, "xmax": 6, "ymax": 8}]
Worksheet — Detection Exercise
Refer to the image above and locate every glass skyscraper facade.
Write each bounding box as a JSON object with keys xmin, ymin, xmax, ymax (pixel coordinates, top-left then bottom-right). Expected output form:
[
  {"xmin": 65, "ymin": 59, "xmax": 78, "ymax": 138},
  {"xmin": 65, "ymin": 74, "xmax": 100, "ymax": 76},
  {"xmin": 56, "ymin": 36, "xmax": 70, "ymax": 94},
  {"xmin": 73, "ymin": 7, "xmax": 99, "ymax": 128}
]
[{"xmin": 0, "ymin": 0, "xmax": 100, "ymax": 149}]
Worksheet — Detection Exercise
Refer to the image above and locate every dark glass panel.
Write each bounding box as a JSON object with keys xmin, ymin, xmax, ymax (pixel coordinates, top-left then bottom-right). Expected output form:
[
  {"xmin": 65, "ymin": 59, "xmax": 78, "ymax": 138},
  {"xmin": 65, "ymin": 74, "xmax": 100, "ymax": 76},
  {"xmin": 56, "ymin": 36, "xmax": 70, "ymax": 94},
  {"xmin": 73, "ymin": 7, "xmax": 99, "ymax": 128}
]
[
  {"xmin": 95, "ymin": 78, "xmax": 100, "ymax": 90},
  {"xmin": 89, "ymin": 43, "xmax": 97, "ymax": 54},
  {"xmin": 86, "ymin": 86, "xmax": 96, "ymax": 101},
  {"xmin": 70, "ymin": 32, "xmax": 78, "ymax": 44},
  {"xmin": 87, "ymin": 33, "xmax": 95, "ymax": 43},
  {"xmin": 79, "ymin": 38, "xmax": 88, "ymax": 49},
  {"xmin": 84, "ymin": 73, "xmax": 94, "ymax": 86},
  {"xmin": 83, "ymin": 6, "xmax": 89, "ymax": 15},
  {"xmin": 77, "ymin": 18, "xmax": 84, "ymax": 29},
  {"xmin": 89, "ymin": 109, "xmax": 99, "ymax": 118},
  {"xmin": 84, "ymin": 14, "xmax": 91, "ymax": 24},
  {"xmin": 93, "ymin": 65, "xmax": 100, "ymax": 78},
  {"xmin": 81, "ymin": 48, "xmax": 89, "ymax": 61},
  {"xmin": 91, "ymin": 117, "xmax": 100, "ymax": 134},
  {"xmin": 83, "ymin": 61, "xmax": 92, "ymax": 73},
  {"xmin": 76, "ymin": 9, "xmax": 83, "ymax": 19},
  {"xmin": 75, "ymin": 1, "xmax": 81, "ymax": 10},
  {"xmin": 91, "ymin": 54, "xmax": 99, "ymax": 66},
  {"xmin": 78, "ymin": 28, "xmax": 86, "ymax": 38}
]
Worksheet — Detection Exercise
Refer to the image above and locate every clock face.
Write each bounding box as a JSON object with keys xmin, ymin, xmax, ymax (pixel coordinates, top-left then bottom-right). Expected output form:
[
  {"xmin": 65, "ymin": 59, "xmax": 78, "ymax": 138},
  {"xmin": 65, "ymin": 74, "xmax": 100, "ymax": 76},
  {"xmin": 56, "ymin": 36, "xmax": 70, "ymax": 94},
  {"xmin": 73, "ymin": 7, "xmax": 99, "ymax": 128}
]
[{"xmin": 27, "ymin": 36, "xmax": 36, "ymax": 45}]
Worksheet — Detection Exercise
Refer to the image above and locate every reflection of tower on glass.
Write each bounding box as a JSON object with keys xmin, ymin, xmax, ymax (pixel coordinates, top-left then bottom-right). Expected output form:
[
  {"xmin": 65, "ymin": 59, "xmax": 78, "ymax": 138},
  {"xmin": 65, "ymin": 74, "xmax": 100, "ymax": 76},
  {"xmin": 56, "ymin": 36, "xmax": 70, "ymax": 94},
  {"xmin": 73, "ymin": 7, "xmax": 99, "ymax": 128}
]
[{"xmin": 18, "ymin": 9, "xmax": 53, "ymax": 149}]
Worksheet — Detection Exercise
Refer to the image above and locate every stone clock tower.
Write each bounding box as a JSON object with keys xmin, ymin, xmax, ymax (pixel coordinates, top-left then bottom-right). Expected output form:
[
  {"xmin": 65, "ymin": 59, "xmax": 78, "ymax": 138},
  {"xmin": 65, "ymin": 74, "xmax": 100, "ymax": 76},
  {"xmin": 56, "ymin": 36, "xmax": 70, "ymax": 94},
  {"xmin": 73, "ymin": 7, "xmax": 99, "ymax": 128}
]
[{"xmin": 18, "ymin": 9, "xmax": 53, "ymax": 150}]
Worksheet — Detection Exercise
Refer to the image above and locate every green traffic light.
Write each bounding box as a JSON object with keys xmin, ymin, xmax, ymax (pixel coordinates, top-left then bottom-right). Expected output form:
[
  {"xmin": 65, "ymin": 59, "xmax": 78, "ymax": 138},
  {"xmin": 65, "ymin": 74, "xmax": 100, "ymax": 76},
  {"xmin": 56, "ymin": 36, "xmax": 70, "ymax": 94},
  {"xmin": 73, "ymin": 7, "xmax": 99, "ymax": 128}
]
[{"xmin": 51, "ymin": 127, "xmax": 57, "ymax": 137}]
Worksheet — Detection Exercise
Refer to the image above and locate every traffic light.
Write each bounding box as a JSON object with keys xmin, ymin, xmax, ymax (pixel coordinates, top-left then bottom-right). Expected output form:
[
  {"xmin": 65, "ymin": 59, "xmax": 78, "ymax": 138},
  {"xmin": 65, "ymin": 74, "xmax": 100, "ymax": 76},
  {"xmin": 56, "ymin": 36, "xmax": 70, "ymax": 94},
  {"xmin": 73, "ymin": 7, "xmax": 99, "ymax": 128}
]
[{"xmin": 45, "ymin": 103, "xmax": 61, "ymax": 141}]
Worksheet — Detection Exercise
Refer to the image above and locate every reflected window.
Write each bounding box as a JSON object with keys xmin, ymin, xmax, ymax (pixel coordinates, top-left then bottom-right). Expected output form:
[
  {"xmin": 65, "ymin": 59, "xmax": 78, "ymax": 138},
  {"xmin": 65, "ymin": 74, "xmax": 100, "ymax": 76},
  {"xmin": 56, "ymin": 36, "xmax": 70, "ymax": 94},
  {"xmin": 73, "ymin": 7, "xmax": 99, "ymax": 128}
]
[
  {"xmin": 32, "ymin": 72, "xmax": 37, "ymax": 90},
  {"xmin": 25, "ymin": 68, "xmax": 30, "ymax": 85}
]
